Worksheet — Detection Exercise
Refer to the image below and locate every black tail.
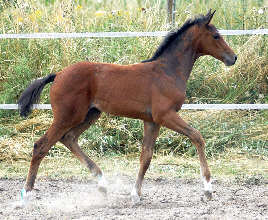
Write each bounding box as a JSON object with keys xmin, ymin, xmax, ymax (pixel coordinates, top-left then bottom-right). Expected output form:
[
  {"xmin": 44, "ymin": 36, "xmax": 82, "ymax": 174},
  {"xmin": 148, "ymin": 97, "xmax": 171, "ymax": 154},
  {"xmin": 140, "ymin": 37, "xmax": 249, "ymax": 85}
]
[{"xmin": 18, "ymin": 74, "xmax": 56, "ymax": 117}]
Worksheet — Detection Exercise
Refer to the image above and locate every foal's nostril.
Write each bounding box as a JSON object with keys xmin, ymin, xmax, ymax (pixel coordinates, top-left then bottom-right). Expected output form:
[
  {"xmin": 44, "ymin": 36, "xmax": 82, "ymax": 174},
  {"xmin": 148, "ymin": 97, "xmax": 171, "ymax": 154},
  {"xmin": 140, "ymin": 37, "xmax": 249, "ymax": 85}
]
[{"xmin": 234, "ymin": 55, "xmax": 237, "ymax": 62}]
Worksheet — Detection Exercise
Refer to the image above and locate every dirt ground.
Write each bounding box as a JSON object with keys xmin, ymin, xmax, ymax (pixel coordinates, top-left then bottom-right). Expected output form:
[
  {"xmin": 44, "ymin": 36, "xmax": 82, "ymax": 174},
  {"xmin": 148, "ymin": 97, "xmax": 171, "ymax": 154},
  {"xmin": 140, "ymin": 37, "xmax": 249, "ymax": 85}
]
[{"xmin": 0, "ymin": 176, "xmax": 267, "ymax": 220}]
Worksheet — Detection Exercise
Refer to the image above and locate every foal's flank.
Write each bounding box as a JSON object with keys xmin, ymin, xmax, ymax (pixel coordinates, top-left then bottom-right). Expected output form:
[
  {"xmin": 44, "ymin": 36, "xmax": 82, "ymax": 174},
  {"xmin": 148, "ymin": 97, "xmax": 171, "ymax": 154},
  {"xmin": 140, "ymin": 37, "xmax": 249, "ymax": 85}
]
[{"xmin": 18, "ymin": 9, "xmax": 236, "ymax": 204}]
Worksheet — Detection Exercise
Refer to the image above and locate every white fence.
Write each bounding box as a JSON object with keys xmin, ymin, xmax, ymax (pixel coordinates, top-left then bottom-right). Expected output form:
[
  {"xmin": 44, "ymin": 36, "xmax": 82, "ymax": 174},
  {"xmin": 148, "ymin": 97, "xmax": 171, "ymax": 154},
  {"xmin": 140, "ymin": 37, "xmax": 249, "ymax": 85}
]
[
  {"xmin": 1, "ymin": 104, "xmax": 268, "ymax": 110},
  {"xmin": 0, "ymin": 29, "xmax": 267, "ymax": 39},
  {"xmin": 1, "ymin": 29, "xmax": 267, "ymax": 110}
]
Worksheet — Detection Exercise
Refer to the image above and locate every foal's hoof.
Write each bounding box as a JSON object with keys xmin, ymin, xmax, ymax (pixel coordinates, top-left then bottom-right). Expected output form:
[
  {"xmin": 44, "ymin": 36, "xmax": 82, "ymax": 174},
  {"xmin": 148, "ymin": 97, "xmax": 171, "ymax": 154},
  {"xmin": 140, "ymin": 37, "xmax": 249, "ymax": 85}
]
[
  {"xmin": 20, "ymin": 188, "xmax": 33, "ymax": 205},
  {"xmin": 97, "ymin": 175, "xmax": 108, "ymax": 196},
  {"xmin": 130, "ymin": 188, "xmax": 141, "ymax": 204},
  {"xmin": 97, "ymin": 176, "xmax": 108, "ymax": 196},
  {"xmin": 98, "ymin": 186, "xmax": 107, "ymax": 196},
  {"xmin": 204, "ymin": 190, "xmax": 213, "ymax": 200},
  {"xmin": 131, "ymin": 194, "xmax": 141, "ymax": 205}
]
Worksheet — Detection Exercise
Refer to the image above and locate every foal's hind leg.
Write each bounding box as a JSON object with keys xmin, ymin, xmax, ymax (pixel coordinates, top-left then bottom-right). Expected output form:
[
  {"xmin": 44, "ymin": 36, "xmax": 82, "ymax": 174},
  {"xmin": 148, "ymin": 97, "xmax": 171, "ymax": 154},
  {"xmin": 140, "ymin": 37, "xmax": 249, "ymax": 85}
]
[
  {"xmin": 23, "ymin": 123, "xmax": 70, "ymax": 194},
  {"xmin": 22, "ymin": 105, "xmax": 91, "ymax": 200},
  {"xmin": 60, "ymin": 108, "xmax": 107, "ymax": 193},
  {"xmin": 131, "ymin": 121, "xmax": 160, "ymax": 203},
  {"xmin": 156, "ymin": 111, "xmax": 213, "ymax": 199}
]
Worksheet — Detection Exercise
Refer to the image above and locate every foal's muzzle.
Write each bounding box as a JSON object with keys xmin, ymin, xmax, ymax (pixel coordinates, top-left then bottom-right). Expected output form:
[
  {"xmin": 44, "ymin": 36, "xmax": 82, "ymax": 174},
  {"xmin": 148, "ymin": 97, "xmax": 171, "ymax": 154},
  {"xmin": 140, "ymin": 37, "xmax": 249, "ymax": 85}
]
[{"xmin": 224, "ymin": 54, "xmax": 237, "ymax": 66}]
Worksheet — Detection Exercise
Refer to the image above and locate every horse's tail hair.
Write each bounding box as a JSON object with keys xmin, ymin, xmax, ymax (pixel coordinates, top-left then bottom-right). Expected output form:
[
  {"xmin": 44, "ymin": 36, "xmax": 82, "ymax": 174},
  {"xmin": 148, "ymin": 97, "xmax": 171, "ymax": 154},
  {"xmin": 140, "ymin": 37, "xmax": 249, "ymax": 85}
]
[{"xmin": 18, "ymin": 74, "xmax": 56, "ymax": 117}]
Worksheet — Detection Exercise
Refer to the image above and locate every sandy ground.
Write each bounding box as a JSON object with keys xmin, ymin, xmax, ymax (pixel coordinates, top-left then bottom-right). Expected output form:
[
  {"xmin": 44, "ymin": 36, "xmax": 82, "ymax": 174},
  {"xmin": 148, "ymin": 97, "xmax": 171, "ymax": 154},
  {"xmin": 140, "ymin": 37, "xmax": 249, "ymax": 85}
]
[{"xmin": 0, "ymin": 176, "xmax": 267, "ymax": 220}]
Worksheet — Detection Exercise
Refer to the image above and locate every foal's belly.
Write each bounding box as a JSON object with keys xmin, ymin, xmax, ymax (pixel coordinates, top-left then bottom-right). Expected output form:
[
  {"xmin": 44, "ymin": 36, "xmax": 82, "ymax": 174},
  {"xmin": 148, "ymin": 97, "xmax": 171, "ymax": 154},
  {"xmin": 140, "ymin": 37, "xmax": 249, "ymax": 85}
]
[{"xmin": 93, "ymin": 99, "xmax": 153, "ymax": 122}]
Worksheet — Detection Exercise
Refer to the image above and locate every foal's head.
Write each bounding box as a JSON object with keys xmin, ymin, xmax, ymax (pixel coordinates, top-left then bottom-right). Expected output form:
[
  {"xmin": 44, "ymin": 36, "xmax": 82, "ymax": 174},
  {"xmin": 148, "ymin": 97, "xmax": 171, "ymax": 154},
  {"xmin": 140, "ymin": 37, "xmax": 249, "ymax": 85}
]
[
  {"xmin": 194, "ymin": 10, "xmax": 237, "ymax": 66},
  {"xmin": 142, "ymin": 10, "xmax": 237, "ymax": 66}
]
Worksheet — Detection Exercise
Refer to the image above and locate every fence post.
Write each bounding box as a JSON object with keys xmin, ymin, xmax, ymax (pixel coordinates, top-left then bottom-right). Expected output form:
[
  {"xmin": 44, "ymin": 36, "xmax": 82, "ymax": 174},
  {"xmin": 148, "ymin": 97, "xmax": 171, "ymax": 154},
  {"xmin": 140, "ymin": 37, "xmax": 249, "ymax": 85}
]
[{"xmin": 167, "ymin": 0, "xmax": 176, "ymax": 26}]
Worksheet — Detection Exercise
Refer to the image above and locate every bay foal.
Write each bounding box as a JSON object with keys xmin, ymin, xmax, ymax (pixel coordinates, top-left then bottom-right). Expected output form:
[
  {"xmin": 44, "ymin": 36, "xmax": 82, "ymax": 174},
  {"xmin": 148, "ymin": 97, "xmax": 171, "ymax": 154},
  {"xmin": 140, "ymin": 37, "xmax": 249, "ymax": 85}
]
[{"xmin": 18, "ymin": 10, "xmax": 237, "ymax": 203}]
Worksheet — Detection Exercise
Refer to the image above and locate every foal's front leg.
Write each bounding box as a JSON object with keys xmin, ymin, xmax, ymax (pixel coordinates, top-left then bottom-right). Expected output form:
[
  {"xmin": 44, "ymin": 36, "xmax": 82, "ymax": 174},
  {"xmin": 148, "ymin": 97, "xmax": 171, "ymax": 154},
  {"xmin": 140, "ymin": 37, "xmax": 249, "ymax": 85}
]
[
  {"xmin": 131, "ymin": 121, "xmax": 160, "ymax": 203},
  {"xmin": 158, "ymin": 110, "xmax": 213, "ymax": 199}
]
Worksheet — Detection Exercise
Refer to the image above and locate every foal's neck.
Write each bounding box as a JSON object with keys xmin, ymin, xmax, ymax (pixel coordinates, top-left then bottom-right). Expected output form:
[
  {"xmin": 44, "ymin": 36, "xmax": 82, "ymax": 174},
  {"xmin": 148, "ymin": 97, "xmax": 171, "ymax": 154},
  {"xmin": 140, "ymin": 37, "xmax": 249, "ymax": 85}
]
[{"xmin": 159, "ymin": 29, "xmax": 199, "ymax": 82}]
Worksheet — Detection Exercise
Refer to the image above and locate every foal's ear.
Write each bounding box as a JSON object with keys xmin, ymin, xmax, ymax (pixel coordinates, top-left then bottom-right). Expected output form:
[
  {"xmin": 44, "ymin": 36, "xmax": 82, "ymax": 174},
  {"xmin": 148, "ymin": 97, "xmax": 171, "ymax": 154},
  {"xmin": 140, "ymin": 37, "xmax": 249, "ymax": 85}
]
[{"xmin": 205, "ymin": 9, "xmax": 216, "ymax": 25}]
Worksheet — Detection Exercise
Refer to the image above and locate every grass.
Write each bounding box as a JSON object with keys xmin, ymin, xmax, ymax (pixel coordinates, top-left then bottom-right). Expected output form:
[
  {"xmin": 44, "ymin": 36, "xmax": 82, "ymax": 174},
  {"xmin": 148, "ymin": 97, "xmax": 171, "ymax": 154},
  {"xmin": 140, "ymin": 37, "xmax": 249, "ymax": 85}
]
[
  {"xmin": 0, "ymin": 0, "xmax": 267, "ymax": 180},
  {"xmin": 0, "ymin": 110, "xmax": 267, "ymax": 173},
  {"xmin": 0, "ymin": 149, "xmax": 267, "ymax": 180}
]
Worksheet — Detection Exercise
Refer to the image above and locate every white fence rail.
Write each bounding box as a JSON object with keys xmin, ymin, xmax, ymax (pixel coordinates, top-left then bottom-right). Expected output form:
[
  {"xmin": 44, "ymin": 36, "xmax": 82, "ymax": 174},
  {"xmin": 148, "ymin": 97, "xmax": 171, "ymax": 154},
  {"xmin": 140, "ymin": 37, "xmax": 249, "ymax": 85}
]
[
  {"xmin": 1, "ymin": 104, "xmax": 268, "ymax": 110},
  {"xmin": 0, "ymin": 29, "xmax": 267, "ymax": 39},
  {"xmin": 0, "ymin": 29, "xmax": 267, "ymax": 110}
]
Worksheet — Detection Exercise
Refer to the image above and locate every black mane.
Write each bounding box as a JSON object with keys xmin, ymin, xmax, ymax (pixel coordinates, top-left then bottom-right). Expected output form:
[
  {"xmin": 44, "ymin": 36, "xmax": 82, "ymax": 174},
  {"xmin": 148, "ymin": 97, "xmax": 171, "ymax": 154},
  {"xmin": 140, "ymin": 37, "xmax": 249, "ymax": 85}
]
[{"xmin": 142, "ymin": 14, "xmax": 209, "ymax": 63}]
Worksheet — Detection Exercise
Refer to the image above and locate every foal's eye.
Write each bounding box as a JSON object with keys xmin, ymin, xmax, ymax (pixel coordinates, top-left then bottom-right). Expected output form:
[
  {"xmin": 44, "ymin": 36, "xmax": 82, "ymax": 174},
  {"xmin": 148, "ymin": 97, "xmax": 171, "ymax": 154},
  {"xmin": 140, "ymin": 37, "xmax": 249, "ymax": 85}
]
[{"xmin": 213, "ymin": 34, "xmax": 220, "ymax": 40}]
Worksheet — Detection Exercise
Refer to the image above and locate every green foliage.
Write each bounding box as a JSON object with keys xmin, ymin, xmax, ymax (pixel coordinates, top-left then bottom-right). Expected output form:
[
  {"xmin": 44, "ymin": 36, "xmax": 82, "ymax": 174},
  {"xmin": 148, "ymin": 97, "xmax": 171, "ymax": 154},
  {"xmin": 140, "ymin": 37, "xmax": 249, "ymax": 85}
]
[{"xmin": 68, "ymin": 111, "xmax": 267, "ymax": 158}]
